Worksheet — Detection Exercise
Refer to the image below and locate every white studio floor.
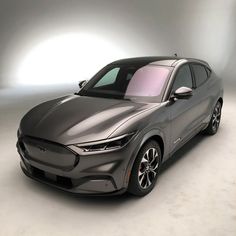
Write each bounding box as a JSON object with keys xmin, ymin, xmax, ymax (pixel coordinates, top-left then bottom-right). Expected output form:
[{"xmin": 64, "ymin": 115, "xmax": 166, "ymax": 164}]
[{"xmin": 0, "ymin": 85, "xmax": 235, "ymax": 236}]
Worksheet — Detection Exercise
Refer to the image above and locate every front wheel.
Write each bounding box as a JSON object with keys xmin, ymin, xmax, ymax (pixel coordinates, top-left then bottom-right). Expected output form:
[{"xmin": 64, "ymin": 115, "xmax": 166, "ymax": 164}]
[
  {"xmin": 204, "ymin": 101, "xmax": 222, "ymax": 135},
  {"xmin": 128, "ymin": 140, "xmax": 162, "ymax": 196}
]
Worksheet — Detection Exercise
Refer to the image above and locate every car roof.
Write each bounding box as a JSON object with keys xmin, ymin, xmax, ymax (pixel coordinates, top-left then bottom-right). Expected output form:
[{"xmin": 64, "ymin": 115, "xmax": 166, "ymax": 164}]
[{"xmin": 111, "ymin": 56, "xmax": 209, "ymax": 67}]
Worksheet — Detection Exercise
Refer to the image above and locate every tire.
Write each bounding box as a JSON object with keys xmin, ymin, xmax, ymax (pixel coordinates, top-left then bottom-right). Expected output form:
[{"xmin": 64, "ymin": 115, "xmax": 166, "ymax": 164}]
[
  {"xmin": 204, "ymin": 101, "xmax": 222, "ymax": 135},
  {"xmin": 128, "ymin": 140, "xmax": 162, "ymax": 196}
]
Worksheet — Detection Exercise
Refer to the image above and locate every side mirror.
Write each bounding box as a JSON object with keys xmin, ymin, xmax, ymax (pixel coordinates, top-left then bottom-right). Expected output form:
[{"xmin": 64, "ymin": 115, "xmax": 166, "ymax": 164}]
[
  {"xmin": 173, "ymin": 86, "xmax": 193, "ymax": 99},
  {"xmin": 78, "ymin": 80, "xmax": 87, "ymax": 89}
]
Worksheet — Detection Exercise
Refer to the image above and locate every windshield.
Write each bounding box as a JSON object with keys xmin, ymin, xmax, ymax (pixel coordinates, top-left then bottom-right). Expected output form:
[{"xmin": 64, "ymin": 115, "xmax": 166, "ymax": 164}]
[{"xmin": 79, "ymin": 64, "xmax": 172, "ymax": 102}]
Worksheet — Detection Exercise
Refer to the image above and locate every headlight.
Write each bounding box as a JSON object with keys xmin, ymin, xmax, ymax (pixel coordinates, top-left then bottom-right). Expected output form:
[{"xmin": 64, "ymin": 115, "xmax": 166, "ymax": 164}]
[{"xmin": 76, "ymin": 132, "xmax": 135, "ymax": 152}]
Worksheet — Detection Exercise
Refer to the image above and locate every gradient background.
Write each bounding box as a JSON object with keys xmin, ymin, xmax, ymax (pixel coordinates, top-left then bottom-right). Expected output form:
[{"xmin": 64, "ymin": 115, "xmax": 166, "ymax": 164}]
[
  {"xmin": 0, "ymin": 1, "xmax": 236, "ymax": 236},
  {"xmin": 0, "ymin": 0, "xmax": 235, "ymax": 87}
]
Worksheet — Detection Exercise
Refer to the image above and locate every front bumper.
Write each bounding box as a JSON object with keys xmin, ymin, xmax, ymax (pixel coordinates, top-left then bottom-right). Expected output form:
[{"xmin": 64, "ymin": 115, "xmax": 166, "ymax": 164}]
[{"xmin": 17, "ymin": 135, "xmax": 137, "ymax": 195}]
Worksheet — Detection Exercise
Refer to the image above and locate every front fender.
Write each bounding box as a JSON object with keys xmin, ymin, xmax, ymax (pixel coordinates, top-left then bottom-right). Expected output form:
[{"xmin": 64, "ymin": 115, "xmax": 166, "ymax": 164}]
[{"xmin": 123, "ymin": 128, "xmax": 166, "ymax": 188}]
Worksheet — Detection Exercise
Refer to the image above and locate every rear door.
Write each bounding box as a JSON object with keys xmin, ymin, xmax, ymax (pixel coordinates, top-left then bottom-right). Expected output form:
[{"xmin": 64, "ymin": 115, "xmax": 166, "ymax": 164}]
[{"xmin": 190, "ymin": 63, "xmax": 212, "ymax": 125}]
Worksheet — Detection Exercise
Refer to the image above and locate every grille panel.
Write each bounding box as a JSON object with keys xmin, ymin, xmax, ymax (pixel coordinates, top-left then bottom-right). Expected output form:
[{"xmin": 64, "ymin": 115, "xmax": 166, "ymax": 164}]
[{"xmin": 19, "ymin": 136, "xmax": 79, "ymax": 171}]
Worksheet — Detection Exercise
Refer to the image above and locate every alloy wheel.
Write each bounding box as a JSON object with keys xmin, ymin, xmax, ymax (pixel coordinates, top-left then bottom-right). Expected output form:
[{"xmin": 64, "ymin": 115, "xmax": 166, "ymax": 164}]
[
  {"xmin": 138, "ymin": 148, "xmax": 159, "ymax": 189},
  {"xmin": 212, "ymin": 103, "xmax": 221, "ymax": 132}
]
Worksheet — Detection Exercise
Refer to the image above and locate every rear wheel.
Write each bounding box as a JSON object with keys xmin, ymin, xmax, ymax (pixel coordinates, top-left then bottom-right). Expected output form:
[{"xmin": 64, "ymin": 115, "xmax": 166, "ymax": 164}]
[
  {"xmin": 204, "ymin": 101, "xmax": 222, "ymax": 135},
  {"xmin": 128, "ymin": 140, "xmax": 162, "ymax": 196}
]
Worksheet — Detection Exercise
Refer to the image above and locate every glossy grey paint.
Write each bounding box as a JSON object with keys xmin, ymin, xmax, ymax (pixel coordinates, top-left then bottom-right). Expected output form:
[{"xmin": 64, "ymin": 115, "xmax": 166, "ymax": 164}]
[
  {"xmin": 20, "ymin": 95, "xmax": 158, "ymax": 144},
  {"xmin": 17, "ymin": 57, "xmax": 223, "ymax": 195}
]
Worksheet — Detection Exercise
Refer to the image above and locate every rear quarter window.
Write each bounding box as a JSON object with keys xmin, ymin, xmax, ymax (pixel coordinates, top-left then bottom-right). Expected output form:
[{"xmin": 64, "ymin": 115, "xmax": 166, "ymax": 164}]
[{"xmin": 205, "ymin": 67, "xmax": 211, "ymax": 77}]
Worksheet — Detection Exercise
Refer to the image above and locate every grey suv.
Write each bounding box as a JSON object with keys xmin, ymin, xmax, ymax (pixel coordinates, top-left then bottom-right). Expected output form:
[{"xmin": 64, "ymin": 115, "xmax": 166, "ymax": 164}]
[{"xmin": 17, "ymin": 57, "xmax": 223, "ymax": 196}]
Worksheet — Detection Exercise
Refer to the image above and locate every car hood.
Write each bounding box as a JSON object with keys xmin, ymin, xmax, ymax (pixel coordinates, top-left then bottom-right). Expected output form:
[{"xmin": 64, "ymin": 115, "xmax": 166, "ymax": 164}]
[{"xmin": 20, "ymin": 95, "xmax": 159, "ymax": 145}]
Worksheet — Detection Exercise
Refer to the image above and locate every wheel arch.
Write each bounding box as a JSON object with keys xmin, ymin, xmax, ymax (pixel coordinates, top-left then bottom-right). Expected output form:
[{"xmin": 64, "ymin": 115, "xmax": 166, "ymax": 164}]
[
  {"xmin": 137, "ymin": 130, "xmax": 165, "ymax": 161},
  {"xmin": 124, "ymin": 130, "xmax": 166, "ymax": 188},
  {"xmin": 142, "ymin": 135, "xmax": 164, "ymax": 159}
]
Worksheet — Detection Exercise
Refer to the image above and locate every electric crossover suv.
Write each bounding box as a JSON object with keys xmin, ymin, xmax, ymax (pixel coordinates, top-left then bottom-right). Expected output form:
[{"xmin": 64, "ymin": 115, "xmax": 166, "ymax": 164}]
[{"xmin": 17, "ymin": 57, "xmax": 223, "ymax": 196}]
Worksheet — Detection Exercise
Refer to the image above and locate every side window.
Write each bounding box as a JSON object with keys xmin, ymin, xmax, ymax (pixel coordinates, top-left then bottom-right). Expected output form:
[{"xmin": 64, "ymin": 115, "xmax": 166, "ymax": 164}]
[
  {"xmin": 94, "ymin": 67, "xmax": 120, "ymax": 87},
  {"xmin": 172, "ymin": 64, "xmax": 193, "ymax": 92},
  {"xmin": 192, "ymin": 64, "xmax": 208, "ymax": 87}
]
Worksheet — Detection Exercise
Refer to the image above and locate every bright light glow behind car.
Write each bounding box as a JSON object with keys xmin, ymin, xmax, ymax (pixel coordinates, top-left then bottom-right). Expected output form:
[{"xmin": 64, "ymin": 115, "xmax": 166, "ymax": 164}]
[{"xmin": 17, "ymin": 33, "xmax": 126, "ymax": 85}]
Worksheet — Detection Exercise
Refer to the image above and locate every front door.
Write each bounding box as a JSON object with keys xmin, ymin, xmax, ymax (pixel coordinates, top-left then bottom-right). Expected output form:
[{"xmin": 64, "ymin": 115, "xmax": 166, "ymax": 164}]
[{"xmin": 168, "ymin": 63, "xmax": 199, "ymax": 153}]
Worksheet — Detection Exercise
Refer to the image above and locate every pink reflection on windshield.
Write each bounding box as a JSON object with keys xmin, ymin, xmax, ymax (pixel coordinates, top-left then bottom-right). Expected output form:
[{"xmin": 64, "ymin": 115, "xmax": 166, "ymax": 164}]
[{"xmin": 126, "ymin": 66, "xmax": 170, "ymax": 97}]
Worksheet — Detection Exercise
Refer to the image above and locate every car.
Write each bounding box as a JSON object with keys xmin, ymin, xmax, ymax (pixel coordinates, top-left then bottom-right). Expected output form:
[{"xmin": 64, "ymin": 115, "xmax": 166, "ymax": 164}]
[{"xmin": 17, "ymin": 56, "xmax": 223, "ymax": 196}]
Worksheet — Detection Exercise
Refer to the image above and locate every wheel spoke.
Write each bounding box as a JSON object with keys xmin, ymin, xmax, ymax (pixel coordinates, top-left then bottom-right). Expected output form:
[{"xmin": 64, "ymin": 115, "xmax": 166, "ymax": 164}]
[
  {"xmin": 150, "ymin": 148, "xmax": 158, "ymax": 164},
  {"xmin": 150, "ymin": 169, "xmax": 157, "ymax": 177},
  {"xmin": 143, "ymin": 153, "xmax": 149, "ymax": 162},
  {"xmin": 139, "ymin": 173, "xmax": 146, "ymax": 187},
  {"xmin": 151, "ymin": 162, "xmax": 159, "ymax": 171},
  {"xmin": 138, "ymin": 170, "xmax": 145, "ymax": 177},
  {"xmin": 146, "ymin": 149, "xmax": 152, "ymax": 162},
  {"xmin": 146, "ymin": 172, "xmax": 152, "ymax": 187},
  {"xmin": 212, "ymin": 117, "xmax": 216, "ymax": 125}
]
